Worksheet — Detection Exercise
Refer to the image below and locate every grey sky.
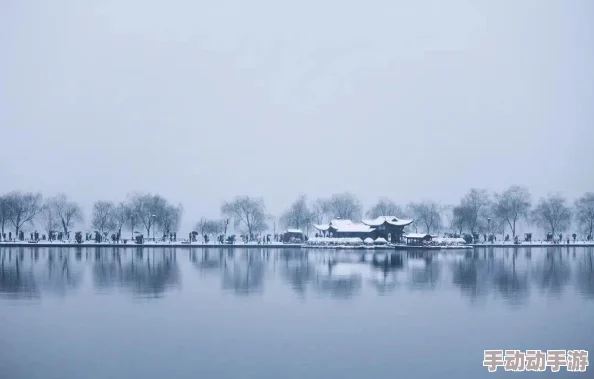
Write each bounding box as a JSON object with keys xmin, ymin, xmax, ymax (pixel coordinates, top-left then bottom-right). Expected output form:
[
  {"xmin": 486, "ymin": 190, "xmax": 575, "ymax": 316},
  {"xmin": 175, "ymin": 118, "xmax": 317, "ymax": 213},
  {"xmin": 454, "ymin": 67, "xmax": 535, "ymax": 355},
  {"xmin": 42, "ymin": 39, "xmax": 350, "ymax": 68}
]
[{"xmin": 1, "ymin": 0, "xmax": 593, "ymax": 233}]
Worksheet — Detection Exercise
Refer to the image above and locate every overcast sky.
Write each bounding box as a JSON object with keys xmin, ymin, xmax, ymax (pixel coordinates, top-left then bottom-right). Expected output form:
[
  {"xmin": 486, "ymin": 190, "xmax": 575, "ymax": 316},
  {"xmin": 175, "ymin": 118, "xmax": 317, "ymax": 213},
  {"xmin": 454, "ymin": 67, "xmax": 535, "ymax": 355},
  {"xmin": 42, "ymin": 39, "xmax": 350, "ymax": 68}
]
[{"xmin": 1, "ymin": 0, "xmax": 593, "ymax": 233}]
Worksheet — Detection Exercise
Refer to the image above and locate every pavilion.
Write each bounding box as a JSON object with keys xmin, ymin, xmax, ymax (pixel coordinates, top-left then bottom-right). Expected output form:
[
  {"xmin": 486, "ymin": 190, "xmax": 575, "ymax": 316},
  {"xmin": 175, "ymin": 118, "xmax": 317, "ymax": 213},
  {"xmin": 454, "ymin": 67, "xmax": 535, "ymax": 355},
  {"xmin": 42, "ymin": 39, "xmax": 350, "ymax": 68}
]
[
  {"xmin": 361, "ymin": 216, "xmax": 414, "ymax": 243},
  {"xmin": 314, "ymin": 216, "xmax": 413, "ymax": 243}
]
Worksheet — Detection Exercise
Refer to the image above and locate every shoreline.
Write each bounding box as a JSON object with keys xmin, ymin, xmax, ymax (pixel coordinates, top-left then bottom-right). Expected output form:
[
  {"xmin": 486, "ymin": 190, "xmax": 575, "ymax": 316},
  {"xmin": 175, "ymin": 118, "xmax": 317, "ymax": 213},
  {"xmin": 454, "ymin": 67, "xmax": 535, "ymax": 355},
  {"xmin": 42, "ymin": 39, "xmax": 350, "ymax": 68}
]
[
  {"xmin": 0, "ymin": 241, "xmax": 593, "ymax": 249},
  {"xmin": 471, "ymin": 243, "xmax": 594, "ymax": 248},
  {"xmin": 0, "ymin": 242, "xmax": 302, "ymax": 248}
]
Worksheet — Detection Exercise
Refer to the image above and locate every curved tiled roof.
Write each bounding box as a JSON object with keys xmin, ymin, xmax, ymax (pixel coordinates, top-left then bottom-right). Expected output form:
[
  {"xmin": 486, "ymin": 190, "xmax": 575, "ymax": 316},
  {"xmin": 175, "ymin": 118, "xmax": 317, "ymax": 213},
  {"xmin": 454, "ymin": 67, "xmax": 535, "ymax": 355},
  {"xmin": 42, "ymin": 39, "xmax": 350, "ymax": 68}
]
[{"xmin": 361, "ymin": 216, "xmax": 413, "ymax": 227}]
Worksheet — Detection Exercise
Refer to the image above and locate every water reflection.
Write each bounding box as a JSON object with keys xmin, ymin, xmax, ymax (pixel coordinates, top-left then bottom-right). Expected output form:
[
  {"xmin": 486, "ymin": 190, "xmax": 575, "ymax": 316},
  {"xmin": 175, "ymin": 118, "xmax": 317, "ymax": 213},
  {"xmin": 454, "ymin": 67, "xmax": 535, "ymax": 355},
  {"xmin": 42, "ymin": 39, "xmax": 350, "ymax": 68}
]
[
  {"xmin": 531, "ymin": 247, "xmax": 571, "ymax": 296},
  {"xmin": 574, "ymin": 249, "xmax": 594, "ymax": 299},
  {"xmin": 313, "ymin": 260, "xmax": 363, "ymax": 299},
  {"xmin": 408, "ymin": 252, "xmax": 441, "ymax": 291},
  {"xmin": 92, "ymin": 248, "xmax": 180, "ymax": 298},
  {"xmin": 0, "ymin": 247, "xmax": 83, "ymax": 299},
  {"xmin": 368, "ymin": 255, "xmax": 403, "ymax": 295},
  {"xmin": 279, "ymin": 250, "xmax": 316, "ymax": 296},
  {"xmin": 221, "ymin": 250, "xmax": 266, "ymax": 295},
  {"xmin": 1, "ymin": 247, "xmax": 594, "ymax": 307},
  {"xmin": 492, "ymin": 252, "xmax": 530, "ymax": 306}
]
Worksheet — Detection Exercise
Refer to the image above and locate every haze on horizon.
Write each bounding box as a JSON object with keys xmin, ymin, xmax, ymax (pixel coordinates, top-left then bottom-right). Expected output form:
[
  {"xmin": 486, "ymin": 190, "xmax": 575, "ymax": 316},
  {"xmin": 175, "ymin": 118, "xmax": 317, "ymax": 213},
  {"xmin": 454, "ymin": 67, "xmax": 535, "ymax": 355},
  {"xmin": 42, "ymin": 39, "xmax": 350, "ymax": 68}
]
[{"xmin": 1, "ymin": 0, "xmax": 593, "ymax": 233}]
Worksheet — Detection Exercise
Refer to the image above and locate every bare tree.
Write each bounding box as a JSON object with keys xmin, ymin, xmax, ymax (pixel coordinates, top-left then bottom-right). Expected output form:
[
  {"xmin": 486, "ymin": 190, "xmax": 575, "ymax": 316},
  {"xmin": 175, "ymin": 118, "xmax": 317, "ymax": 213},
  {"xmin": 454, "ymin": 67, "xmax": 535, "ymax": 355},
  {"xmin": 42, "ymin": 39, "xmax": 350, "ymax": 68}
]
[
  {"xmin": 0, "ymin": 195, "xmax": 10, "ymax": 237},
  {"xmin": 451, "ymin": 204, "xmax": 471, "ymax": 235},
  {"xmin": 221, "ymin": 196, "xmax": 268, "ymax": 236},
  {"xmin": 327, "ymin": 192, "xmax": 361, "ymax": 220},
  {"xmin": 40, "ymin": 203, "xmax": 59, "ymax": 238},
  {"xmin": 311, "ymin": 198, "xmax": 330, "ymax": 224},
  {"xmin": 574, "ymin": 192, "xmax": 594, "ymax": 238},
  {"xmin": 195, "ymin": 217, "xmax": 207, "ymax": 236},
  {"xmin": 280, "ymin": 195, "xmax": 312, "ymax": 230},
  {"xmin": 123, "ymin": 200, "xmax": 140, "ymax": 238},
  {"xmin": 91, "ymin": 201, "xmax": 116, "ymax": 234},
  {"xmin": 532, "ymin": 194, "xmax": 572, "ymax": 238},
  {"xmin": 129, "ymin": 193, "xmax": 168, "ymax": 238},
  {"xmin": 204, "ymin": 219, "xmax": 224, "ymax": 236},
  {"xmin": 112, "ymin": 202, "xmax": 127, "ymax": 238},
  {"xmin": 158, "ymin": 204, "xmax": 183, "ymax": 235},
  {"xmin": 5, "ymin": 191, "xmax": 43, "ymax": 236},
  {"xmin": 492, "ymin": 186, "xmax": 531, "ymax": 239},
  {"xmin": 46, "ymin": 194, "xmax": 83, "ymax": 235},
  {"xmin": 408, "ymin": 201, "xmax": 443, "ymax": 235},
  {"xmin": 366, "ymin": 198, "xmax": 403, "ymax": 218},
  {"xmin": 456, "ymin": 189, "xmax": 491, "ymax": 238}
]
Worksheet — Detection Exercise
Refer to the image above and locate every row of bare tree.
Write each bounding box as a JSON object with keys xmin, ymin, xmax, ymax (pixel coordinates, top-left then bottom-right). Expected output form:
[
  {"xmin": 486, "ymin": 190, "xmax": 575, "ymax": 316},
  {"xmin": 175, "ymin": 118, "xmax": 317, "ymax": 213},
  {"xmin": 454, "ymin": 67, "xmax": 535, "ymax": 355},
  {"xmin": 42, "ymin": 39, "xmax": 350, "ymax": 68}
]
[
  {"xmin": 275, "ymin": 188, "xmax": 594, "ymax": 240},
  {"xmin": 1, "ymin": 188, "xmax": 593, "ymax": 241},
  {"xmin": 0, "ymin": 191, "xmax": 182, "ymax": 240}
]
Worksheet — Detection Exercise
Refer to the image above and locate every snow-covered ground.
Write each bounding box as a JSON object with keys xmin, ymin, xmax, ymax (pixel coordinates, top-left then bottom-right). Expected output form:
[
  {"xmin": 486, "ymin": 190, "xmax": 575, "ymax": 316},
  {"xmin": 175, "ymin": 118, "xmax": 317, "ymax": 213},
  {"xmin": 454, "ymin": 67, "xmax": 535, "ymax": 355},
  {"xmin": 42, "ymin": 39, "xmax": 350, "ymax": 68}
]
[
  {"xmin": 472, "ymin": 240, "xmax": 594, "ymax": 246},
  {"xmin": 0, "ymin": 239, "xmax": 301, "ymax": 247}
]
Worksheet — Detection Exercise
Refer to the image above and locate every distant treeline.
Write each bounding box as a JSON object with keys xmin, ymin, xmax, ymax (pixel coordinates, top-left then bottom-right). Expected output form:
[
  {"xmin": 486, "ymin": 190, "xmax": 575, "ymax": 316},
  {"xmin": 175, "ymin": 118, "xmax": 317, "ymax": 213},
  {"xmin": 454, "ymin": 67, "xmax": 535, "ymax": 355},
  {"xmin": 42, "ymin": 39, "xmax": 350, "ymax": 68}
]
[{"xmin": 0, "ymin": 187, "xmax": 593, "ymax": 241}]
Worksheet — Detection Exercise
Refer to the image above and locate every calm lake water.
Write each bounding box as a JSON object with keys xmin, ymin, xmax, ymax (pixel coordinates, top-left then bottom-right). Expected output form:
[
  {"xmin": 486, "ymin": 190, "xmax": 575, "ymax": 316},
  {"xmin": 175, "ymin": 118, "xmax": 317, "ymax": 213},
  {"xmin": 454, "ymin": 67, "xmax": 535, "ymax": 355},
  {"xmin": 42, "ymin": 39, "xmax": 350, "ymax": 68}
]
[{"xmin": 1, "ymin": 246, "xmax": 593, "ymax": 379}]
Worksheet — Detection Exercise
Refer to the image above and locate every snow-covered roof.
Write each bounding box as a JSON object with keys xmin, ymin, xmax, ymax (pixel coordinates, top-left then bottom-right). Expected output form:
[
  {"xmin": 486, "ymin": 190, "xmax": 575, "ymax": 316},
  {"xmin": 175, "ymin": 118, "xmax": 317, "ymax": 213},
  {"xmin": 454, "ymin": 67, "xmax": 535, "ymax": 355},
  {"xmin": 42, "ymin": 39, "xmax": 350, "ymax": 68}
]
[
  {"xmin": 314, "ymin": 219, "xmax": 376, "ymax": 233},
  {"xmin": 405, "ymin": 233, "xmax": 432, "ymax": 239},
  {"xmin": 284, "ymin": 229, "xmax": 303, "ymax": 234},
  {"xmin": 364, "ymin": 237, "xmax": 374, "ymax": 244},
  {"xmin": 374, "ymin": 237, "xmax": 388, "ymax": 244},
  {"xmin": 361, "ymin": 216, "xmax": 413, "ymax": 227}
]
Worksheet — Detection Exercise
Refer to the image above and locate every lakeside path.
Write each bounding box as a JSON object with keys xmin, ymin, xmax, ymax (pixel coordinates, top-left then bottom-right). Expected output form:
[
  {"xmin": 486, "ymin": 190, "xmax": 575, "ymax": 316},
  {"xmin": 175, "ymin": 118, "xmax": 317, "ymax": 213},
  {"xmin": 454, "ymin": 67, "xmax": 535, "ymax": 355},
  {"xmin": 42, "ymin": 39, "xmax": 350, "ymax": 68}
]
[
  {"xmin": 0, "ymin": 242, "xmax": 303, "ymax": 248},
  {"xmin": 471, "ymin": 242, "xmax": 594, "ymax": 248},
  {"xmin": 1, "ymin": 241, "xmax": 593, "ymax": 249}
]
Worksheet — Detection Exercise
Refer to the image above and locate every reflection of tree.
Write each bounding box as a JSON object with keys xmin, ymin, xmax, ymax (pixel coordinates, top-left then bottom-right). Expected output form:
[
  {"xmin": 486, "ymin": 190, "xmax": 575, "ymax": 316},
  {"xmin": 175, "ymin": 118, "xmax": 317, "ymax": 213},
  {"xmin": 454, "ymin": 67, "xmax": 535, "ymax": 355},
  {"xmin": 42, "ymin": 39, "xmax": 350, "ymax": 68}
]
[
  {"xmin": 93, "ymin": 250, "xmax": 180, "ymax": 298},
  {"xmin": 39, "ymin": 250, "xmax": 83, "ymax": 296},
  {"xmin": 0, "ymin": 248, "xmax": 83, "ymax": 299},
  {"xmin": 279, "ymin": 254, "xmax": 315, "ymax": 296},
  {"xmin": 451, "ymin": 257, "xmax": 493, "ymax": 303},
  {"xmin": 313, "ymin": 263, "xmax": 362, "ymax": 299},
  {"xmin": 493, "ymin": 254, "xmax": 529, "ymax": 306},
  {"xmin": 531, "ymin": 248, "xmax": 571, "ymax": 296},
  {"xmin": 222, "ymin": 255, "xmax": 265, "ymax": 295},
  {"xmin": 574, "ymin": 250, "xmax": 594, "ymax": 299},
  {"xmin": 0, "ymin": 259, "xmax": 38, "ymax": 299},
  {"xmin": 409, "ymin": 258, "xmax": 440, "ymax": 290},
  {"xmin": 191, "ymin": 249, "xmax": 224, "ymax": 273}
]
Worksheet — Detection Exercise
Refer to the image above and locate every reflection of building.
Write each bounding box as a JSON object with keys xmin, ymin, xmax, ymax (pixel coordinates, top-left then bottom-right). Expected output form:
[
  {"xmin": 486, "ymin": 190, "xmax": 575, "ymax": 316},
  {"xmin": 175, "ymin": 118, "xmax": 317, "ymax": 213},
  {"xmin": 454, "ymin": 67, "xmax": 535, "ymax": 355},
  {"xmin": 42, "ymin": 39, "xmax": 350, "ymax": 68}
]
[{"xmin": 313, "ymin": 216, "xmax": 413, "ymax": 243}]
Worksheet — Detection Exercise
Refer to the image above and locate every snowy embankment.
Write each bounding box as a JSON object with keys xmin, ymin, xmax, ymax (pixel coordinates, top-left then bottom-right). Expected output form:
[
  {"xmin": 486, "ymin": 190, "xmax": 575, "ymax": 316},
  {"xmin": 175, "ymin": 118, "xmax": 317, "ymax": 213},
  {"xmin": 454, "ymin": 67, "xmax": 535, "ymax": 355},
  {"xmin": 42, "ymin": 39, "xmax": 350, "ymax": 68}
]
[
  {"xmin": 0, "ymin": 240, "xmax": 302, "ymax": 248},
  {"xmin": 472, "ymin": 240, "xmax": 594, "ymax": 247}
]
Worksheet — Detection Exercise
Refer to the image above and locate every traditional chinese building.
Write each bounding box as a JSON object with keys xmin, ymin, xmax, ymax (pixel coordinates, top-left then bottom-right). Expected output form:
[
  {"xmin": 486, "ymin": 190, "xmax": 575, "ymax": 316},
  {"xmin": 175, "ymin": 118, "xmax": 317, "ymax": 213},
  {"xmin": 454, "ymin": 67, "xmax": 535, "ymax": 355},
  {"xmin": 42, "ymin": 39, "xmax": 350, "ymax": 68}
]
[
  {"xmin": 314, "ymin": 216, "xmax": 413, "ymax": 243},
  {"xmin": 404, "ymin": 233, "xmax": 433, "ymax": 246}
]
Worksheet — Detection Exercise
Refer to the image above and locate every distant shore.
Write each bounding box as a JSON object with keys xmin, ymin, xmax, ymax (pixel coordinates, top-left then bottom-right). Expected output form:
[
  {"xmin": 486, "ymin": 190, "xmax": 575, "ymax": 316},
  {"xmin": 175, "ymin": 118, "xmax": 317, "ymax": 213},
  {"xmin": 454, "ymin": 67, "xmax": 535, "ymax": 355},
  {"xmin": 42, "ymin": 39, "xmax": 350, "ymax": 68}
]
[
  {"xmin": 1, "ymin": 241, "xmax": 593, "ymax": 249},
  {"xmin": 471, "ymin": 242, "xmax": 594, "ymax": 248},
  {"xmin": 0, "ymin": 241, "xmax": 303, "ymax": 249}
]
